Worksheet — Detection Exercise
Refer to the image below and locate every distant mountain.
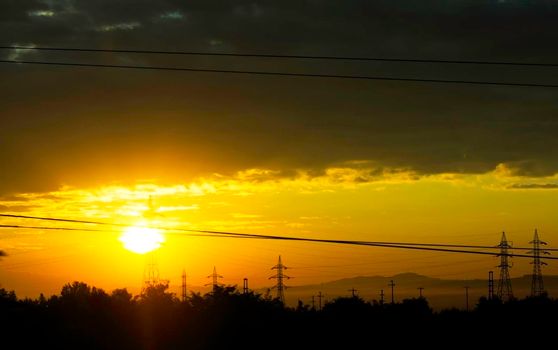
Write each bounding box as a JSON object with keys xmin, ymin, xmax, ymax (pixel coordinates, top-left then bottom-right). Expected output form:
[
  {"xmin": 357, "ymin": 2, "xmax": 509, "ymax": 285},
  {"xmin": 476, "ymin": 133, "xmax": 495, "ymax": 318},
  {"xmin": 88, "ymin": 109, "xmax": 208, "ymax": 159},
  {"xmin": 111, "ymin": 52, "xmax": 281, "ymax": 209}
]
[
  {"xmin": 5, "ymin": 270, "xmax": 558, "ymax": 311},
  {"xmin": 279, "ymin": 273, "xmax": 558, "ymax": 310}
]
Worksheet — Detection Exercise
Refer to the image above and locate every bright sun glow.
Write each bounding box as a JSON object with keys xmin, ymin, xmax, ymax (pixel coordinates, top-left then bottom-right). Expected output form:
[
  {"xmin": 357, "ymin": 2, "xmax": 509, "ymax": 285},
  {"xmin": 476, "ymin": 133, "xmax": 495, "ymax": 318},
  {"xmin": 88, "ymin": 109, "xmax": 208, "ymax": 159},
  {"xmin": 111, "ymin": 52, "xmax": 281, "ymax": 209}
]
[{"xmin": 119, "ymin": 226, "xmax": 165, "ymax": 254}]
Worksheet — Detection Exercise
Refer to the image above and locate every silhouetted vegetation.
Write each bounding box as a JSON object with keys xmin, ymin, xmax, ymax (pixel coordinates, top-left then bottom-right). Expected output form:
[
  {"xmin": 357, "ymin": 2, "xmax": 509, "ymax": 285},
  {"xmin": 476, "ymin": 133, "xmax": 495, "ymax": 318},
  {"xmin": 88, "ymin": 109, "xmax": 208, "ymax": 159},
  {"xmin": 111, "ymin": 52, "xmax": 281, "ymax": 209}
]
[{"xmin": 1, "ymin": 282, "xmax": 556, "ymax": 348}]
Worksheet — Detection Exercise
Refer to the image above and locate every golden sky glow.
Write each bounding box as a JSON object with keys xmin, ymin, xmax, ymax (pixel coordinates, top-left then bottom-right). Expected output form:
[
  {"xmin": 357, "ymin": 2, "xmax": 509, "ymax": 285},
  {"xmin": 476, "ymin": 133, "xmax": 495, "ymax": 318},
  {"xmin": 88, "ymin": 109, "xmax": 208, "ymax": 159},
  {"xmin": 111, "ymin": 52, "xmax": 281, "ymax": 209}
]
[{"xmin": 1, "ymin": 164, "xmax": 557, "ymax": 300}]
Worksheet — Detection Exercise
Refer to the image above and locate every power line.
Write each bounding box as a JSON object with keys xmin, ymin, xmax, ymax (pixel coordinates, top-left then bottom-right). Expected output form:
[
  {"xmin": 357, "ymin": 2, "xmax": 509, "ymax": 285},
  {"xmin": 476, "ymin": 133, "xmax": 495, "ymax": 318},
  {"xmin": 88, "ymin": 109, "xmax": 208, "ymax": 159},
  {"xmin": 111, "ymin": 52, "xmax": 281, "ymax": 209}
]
[
  {"xmin": 0, "ymin": 214, "xmax": 553, "ymax": 252},
  {"xmin": 2, "ymin": 213, "xmax": 558, "ymax": 259},
  {"xmin": 0, "ymin": 214, "xmax": 129, "ymax": 227},
  {"xmin": 0, "ymin": 223, "xmax": 120, "ymax": 233},
  {"xmin": 0, "ymin": 223, "xmax": 224, "ymax": 238},
  {"xmin": 1, "ymin": 59, "xmax": 558, "ymax": 89},
  {"xmin": 0, "ymin": 223, "xmax": 505, "ymax": 251},
  {"xmin": 2, "ymin": 45, "xmax": 558, "ymax": 67}
]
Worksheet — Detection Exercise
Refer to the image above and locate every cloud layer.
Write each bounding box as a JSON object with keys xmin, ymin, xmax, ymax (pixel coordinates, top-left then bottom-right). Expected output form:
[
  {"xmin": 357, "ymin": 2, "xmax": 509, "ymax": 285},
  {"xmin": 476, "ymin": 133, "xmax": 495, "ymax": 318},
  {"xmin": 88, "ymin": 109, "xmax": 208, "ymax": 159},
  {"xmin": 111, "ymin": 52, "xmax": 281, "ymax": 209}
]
[{"xmin": 1, "ymin": 1, "xmax": 558, "ymax": 194}]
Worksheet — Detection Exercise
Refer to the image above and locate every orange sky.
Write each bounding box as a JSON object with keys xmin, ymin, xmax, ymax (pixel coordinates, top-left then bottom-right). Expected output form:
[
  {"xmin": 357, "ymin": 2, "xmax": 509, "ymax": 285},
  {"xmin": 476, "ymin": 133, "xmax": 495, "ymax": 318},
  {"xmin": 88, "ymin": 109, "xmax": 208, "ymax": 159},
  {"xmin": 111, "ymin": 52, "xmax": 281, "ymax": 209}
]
[{"xmin": 1, "ymin": 166, "xmax": 557, "ymax": 298}]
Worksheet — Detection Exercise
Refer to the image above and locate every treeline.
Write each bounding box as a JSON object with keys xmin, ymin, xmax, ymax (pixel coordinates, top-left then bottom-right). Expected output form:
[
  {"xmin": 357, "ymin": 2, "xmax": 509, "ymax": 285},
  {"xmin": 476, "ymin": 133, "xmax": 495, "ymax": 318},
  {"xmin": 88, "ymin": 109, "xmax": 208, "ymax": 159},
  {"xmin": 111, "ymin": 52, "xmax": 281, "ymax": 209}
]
[{"xmin": 0, "ymin": 282, "xmax": 556, "ymax": 349}]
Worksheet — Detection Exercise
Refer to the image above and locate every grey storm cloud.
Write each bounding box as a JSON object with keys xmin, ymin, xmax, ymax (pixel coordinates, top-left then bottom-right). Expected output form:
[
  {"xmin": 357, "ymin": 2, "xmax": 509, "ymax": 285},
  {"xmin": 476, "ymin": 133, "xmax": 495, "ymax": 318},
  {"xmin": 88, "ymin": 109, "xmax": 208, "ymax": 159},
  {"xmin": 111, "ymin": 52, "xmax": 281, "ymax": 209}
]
[{"xmin": 0, "ymin": 0, "xmax": 558, "ymax": 194}]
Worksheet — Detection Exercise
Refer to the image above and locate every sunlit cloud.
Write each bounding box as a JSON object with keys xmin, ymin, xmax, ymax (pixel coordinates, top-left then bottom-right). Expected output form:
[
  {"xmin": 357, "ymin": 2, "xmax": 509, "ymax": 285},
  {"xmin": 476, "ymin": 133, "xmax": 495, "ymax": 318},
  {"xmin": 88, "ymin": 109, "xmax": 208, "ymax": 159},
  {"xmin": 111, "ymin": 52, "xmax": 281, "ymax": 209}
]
[
  {"xmin": 231, "ymin": 213, "xmax": 262, "ymax": 219},
  {"xmin": 28, "ymin": 10, "xmax": 55, "ymax": 17},
  {"xmin": 97, "ymin": 22, "xmax": 141, "ymax": 32},
  {"xmin": 2, "ymin": 164, "xmax": 558, "ymax": 220},
  {"xmin": 156, "ymin": 205, "xmax": 199, "ymax": 213},
  {"xmin": 159, "ymin": 11, "xmax": 184, "ymax": 20}
]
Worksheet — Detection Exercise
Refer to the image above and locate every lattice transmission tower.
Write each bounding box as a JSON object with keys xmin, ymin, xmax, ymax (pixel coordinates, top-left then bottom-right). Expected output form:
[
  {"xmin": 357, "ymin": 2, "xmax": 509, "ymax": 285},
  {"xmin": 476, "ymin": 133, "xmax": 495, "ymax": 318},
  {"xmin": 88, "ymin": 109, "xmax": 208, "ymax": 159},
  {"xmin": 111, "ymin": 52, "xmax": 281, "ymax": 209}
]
[
  {"xmin": 205, "ymin": 266, "xmax": 223, "ymax": 293},
  {"xmin": 496, "ymin": 232, "xmax": 513, "ymax": 301},
  {"xmin": 530, "ymin": 229, "xmax": 549, "ymax": 296},
  {"xmin": 269, "ymin": 255, "xmax": 290, "ymax": 303},
  {"xmin": 181, "ymin": 269, "xmax": 187, "ymax": 302}
]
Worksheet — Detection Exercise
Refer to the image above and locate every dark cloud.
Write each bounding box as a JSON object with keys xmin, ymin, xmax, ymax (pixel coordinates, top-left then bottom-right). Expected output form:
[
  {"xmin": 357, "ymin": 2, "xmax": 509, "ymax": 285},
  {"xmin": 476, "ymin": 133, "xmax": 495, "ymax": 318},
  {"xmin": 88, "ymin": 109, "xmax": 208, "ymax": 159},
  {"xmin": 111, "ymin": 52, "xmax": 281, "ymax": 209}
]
[
  {"xmin": 1, "ymin": 1, "xmax": 557, "ymax": 194},
  {"xmin": 0, "ymin": 0, "xmax": 43, "ymax": 21},
  {"xmin": 508, "ymin": 183, "xmax": 558, "ymax": 190},
  {"xmin": 2, "ymin": 1, "xmax": 558, "ymax": 58}
]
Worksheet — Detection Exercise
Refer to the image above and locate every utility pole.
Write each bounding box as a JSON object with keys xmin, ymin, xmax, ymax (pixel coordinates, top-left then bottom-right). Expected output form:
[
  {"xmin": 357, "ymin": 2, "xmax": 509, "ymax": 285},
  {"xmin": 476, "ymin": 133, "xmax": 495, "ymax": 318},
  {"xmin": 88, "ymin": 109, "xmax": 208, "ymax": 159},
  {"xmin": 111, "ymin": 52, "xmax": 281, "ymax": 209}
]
[
  {"xmin": 488, "ymin": 271, "xmax": 494, "ymax": 300},
  {"xmin": 205, "ymin": 266, "xmax": 223, "ymax": 293},
  {"xmin": 530, "ymin": 229, "xmax": 549, "ymax": 296},
  {"xmin": 269, "ymin": 255, "xmax": 290, "ymax": 303},
  {"xmin": 497, "ymin": 232, "xmax": 513, "ymax": 301},
  {"xmin": 243, "ymin": 278, "xmax": 249, "ymax": 294},
  {"xmin": 317, "ymin": 291, "xmax": 324, "ymax": 310},
  {"xmin": 348, "ymin": 288, "xmax": 358, "ymax": 298},
  {"xmin": 418, "ymin": 287, "xmax": 424, "ymax": 298},
  {"xmin": 464, "ymin": 286, "xmax": 470, "ymax": 311},
  {"xmin": 181, "ymin": 269, "xmax": 187, "ymax": 302},
  {"xmin": 311, "ymin": 295, "xmax": 315, "ymax": 310},
  {"xmin": 380, "ymin": 289, "xmax": 385, "ymax": 305},
  {"xmin": 389, "ymin": 280, "xmax": 395, "ymax": 304}
]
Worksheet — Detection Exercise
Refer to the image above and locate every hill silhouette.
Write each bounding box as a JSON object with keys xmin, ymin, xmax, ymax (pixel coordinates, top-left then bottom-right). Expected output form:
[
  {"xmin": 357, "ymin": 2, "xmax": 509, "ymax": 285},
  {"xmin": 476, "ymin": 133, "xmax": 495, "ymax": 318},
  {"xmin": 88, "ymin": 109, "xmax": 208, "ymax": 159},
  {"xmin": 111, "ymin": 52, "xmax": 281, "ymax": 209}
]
[{"xmin": 285, "ymin": 272, "xmax": 558, "ymax": 309}]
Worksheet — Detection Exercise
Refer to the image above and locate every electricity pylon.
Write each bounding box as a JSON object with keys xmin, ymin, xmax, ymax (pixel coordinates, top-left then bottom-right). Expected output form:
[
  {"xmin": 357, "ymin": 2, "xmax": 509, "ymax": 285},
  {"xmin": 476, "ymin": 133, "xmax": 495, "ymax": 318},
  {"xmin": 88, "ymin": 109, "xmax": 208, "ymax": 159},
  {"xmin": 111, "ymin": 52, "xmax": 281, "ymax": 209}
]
[
  {"xmin": 181, "ymin": 269, "xmax": 187, "ymax": 302},
  {"xmin": 530, "ymin": 229, "xmax": 549, "ymax": 296},
  {"xmin": 388, "ymin": 280, "xmax": 395, "ymax": 303},
  {"xmin": 205, "ymin": 266, "xmax": 223, "ymax": 292},
  {"xmin": 143, "ymin": 252, "xmax": 160, "ymax": 288},
  {"xmin": 496, "ymin": 232, "xmax": 513, "ymax": 301},
  {"xmin": 269, "ymin": 255, "xmax": 290, "ymax": 303},
  {"xmin": 317, "ymin": 291, "xmax": 323, "ymax": 310}
]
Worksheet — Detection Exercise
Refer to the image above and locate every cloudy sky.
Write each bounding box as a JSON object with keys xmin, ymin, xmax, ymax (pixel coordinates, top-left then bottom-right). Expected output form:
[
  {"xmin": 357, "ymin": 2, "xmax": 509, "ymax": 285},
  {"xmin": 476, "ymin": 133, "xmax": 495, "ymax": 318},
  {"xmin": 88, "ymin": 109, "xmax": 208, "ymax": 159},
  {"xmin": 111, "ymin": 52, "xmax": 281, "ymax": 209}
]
[{"xmin": 0, "ymin": 1, "xmax": 557, "ymax": 300}]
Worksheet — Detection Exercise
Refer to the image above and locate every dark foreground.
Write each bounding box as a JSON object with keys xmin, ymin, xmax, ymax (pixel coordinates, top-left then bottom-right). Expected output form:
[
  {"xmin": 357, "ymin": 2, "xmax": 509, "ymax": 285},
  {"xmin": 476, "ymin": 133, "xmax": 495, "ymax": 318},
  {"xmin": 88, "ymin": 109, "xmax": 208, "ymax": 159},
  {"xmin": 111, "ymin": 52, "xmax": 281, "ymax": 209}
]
[{"xmin": 0, "ymin": 282, "xmax": 556, "ymax": 349}]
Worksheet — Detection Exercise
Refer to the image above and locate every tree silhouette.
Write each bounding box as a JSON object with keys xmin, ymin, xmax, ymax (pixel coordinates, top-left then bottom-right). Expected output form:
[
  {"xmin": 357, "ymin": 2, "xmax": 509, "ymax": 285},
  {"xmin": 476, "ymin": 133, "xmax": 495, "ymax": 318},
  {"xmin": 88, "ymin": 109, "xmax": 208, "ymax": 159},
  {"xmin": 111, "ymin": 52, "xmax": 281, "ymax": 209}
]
[{"xmin": 1, "ymin": 281, "xmax": 557, "ymax": 348}]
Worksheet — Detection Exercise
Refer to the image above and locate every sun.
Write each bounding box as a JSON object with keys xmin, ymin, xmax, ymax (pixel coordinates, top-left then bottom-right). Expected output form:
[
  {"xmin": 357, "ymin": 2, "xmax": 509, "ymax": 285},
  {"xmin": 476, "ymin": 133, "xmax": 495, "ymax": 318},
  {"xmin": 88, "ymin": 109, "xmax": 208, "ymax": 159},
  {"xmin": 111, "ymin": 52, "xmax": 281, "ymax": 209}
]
[{"xmin": 119, "ymin": 226, "xmax": 165, "ymax": 254}]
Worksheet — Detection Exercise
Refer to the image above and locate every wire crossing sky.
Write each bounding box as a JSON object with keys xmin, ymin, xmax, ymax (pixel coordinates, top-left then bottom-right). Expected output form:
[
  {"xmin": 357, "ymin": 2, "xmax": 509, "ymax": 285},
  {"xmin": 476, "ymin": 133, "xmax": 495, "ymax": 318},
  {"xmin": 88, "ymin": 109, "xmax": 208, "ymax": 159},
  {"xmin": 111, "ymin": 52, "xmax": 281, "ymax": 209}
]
[
  {"xmin": 2, "ymin": 59, "xmax": 558, "ymax": 88},
  {"xmin": 1, "ymin": 213, "xmax": 556, "ymax": 258},
  {"xmin": 3, "ymin": 45, "xmax": 558, "ymax": 67}
]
